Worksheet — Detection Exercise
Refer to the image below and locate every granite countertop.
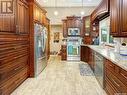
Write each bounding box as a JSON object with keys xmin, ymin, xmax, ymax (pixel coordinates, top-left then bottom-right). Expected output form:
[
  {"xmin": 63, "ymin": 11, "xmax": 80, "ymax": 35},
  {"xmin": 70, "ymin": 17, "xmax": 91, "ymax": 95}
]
[{"xmin": 81, "ymin": 44, "xmax": 127, "ymax": 71}]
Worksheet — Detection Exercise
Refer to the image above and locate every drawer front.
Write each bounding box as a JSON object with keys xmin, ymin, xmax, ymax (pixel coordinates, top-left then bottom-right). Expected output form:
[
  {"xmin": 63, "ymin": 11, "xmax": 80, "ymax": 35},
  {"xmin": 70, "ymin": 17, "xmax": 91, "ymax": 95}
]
[
  {"xmin": 105, "ymin": 60, "xmax": 115, "ymax": 73},
  {"xmin": 106, "ymin": 70, "xmax": 127, "ymax": 93},
  {"xmin": 105, "ymin": 76, "xmax": 119, "ymax": 95},
  {"xmin": 117, "ymin": 67, "xmax": 127, "ymax": 86},
  {"xmin": 0, "ymin": 66, "xmax": 28, "ymax": 95},
  {"xmin": 0, "ymin": 55, "xmax": 28, "ymax": 83}
]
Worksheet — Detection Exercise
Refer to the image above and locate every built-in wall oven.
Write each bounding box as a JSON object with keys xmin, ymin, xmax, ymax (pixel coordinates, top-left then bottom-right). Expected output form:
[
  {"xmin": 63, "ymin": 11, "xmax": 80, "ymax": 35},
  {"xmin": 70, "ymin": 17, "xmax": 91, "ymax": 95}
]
[{"xmin": 94, "ymin": 52, "xmax": 104, "ymax": 88}]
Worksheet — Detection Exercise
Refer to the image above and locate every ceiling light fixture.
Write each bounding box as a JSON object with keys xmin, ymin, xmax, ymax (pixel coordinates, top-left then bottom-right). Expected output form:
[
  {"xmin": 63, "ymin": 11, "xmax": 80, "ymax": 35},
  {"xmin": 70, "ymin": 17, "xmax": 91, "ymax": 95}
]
[
  {"xmin": 54, "ymin": 0, "xmax": 58, "ymax": 16},
  {"xmin": 88, "ymin": 0, "xmax": 92, "ymax": 2},
  {"xmin": 80, "ymin": 0, "xmax": 85, "ymax": 16},
  {"xmin": 43, "ymin": 0, "xmax": 48, "ymax": 3},
  {"xmin": 54, "ymin": 11, "xmax": 58, "ymax": 16}
]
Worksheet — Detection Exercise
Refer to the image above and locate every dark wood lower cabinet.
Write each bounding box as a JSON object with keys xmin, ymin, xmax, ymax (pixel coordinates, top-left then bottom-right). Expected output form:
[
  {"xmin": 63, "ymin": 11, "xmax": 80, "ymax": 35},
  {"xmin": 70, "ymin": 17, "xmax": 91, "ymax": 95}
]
[
  {"xmin": 81, "ymin": 46, "xmax": 94, "ymax": 71},
  {"xmin": 104, "ymin": 59, "xmax": 127, "ymax": 95},
  {"xmin": 81, "ymin": 46, "xmax": 127, "ymax": 95},
  {"xmin": 61, "ymin": 45, "xmax": 67, "ymax": 60}
]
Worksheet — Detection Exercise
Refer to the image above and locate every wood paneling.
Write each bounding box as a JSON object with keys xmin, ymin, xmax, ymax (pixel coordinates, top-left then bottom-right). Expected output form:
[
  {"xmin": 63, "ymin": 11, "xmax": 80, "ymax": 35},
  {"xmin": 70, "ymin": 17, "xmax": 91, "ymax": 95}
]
[{"xmin": 0, "ymin": 0, "xmax": 30, "ymax": 94}]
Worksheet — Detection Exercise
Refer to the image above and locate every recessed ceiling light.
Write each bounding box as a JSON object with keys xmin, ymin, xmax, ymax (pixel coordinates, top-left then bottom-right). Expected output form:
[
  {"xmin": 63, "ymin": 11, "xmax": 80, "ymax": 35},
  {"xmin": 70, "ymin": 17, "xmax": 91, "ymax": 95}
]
[
  {"xmin": 54, "ymin": 11, "xmax": 58, "ymax": 16},
  {"xmin": 43, "ymin": 0, "xmax": 48, "ymax": 3},
  {"xmin": 80, "ymin": 11, "xmax": 85, "ymax": 15},
  {"xmin": 88, "ymin": 0, "xmax": 92, "ymax": 2}
]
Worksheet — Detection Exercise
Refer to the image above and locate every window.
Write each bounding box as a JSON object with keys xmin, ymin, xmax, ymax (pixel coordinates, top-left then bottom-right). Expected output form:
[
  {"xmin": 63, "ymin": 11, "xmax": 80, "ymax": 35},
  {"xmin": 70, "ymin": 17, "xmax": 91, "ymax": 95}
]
[{"xmin": 99, "ymin": 17, "xmax": 114, "ymax": 44}]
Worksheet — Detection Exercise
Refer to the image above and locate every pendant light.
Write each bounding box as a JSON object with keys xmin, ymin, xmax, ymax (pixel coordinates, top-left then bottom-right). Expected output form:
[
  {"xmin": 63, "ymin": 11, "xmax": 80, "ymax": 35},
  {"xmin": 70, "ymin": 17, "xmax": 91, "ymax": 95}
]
[
  {"xmin": 54, "ymin": 0, "xmax": 58, "ymax": 16},
  {"xmin": 80, "ymin": 0, "xmax": 85, "ymax": 15}
]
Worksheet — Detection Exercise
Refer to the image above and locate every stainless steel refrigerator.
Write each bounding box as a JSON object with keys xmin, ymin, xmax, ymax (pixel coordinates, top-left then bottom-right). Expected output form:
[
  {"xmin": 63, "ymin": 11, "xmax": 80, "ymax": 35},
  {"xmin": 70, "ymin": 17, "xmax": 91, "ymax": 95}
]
[{"xmin": 34, "ymin": 23, "xmax": 47, "ymax": 77}]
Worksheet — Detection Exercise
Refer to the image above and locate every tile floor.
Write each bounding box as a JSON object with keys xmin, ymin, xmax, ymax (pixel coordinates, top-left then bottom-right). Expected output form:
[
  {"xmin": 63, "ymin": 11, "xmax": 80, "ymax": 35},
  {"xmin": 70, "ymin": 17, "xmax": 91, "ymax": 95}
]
[{"xmin": 11, "ymin": 56, "xmax": 107, "ymax": 95}]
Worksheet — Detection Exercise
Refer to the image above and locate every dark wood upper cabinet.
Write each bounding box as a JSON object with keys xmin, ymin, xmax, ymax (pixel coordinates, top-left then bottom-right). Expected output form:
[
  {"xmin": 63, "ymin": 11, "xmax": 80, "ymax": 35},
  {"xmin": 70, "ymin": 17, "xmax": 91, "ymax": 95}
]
[
  {"xmin": 110, "ymin": 0, "xmax": 127, "ymax": 37},
  {"xmin": 0, "ymin": 0, "xmax": 29, "ymax": 34},
  {"xmin": 110, "ymin": 0, "xmax": 120, "ymax": 36},
  {"xmin": 91, "ymin": 0, "xmax": 109, "ymax": 22},
  {"xmin": 120, "ymin": 0, "xmax": 127, "ymax": 36},
  {"xmin": 62, "ymin": 16, "xmax": 82, "ymax": 37},
  {"xmin": 83, "ymin": 16, "xmax": 91, "ymax": 36},
  {"xmin": 17, "ymin": 0, "xmax": 29, "ymax": 34}
]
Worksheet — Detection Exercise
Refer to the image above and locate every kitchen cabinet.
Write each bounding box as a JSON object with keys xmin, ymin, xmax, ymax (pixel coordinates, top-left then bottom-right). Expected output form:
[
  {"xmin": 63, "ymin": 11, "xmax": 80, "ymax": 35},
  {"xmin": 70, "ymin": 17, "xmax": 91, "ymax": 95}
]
[
  {"xmin": 0, "ymin": 0, "xmax": 30, "ymax": 94},
  {"xmin": 80, "ymin": 46, "xmax": 94, "ymax": 71},
  {"xmin": 62, "ymin": 16, "xmax": 82, "ymax": 37},
  {"xmin": 0, "ymin": 0, "xmax": 29, "ymax": 35},
  {"xmin": 110, "ymin": 0, "xmax": 127, "ymax": 36},
  {"xmin": 80, "ymin": 46, "xmax": 89, "ymax": 63},
  {"xmin": 83, "ymin": 16, "xmax": 91, "ymax": 36},
  {"xmin": 62, "ymin": 20, "xmax": 67, "ymax": 38},
  {"xmin": 104, "ymin": 59, "xmax": 127, "ymax": 94},
  {"xmin": 61, "ymin": 45, "xmax": 67, "ymax": 60},
  {"xmin": 82, "ymin": 16, "xmax": 92, "ymax": 44},
  {"xmin": 91, "ymin": 0, "xmax": 109, "ymax": 22},
  {"xmin": 17, "ymin": 0, "xmax": 29, "ymax": 34},
  {"xmin": 33, "ymin": 3, "xmax": 47, "ymax": 24}
]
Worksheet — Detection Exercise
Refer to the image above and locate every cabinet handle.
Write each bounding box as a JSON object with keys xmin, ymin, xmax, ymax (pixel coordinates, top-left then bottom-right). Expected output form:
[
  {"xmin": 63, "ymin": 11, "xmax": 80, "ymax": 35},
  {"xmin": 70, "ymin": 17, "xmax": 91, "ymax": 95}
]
[
  {"xmin": 13, "ymin": 47, "xmax": 17, "ymax": 49},
  {"xmin": 16, "ymin": 25, "xmax": 19, "ymax": 34},
  {"xmin": 112, "ymin": 79, "xmax": 120, "ymax": 87},
  {"xmin": 121, "ymin": 73, "xmax": 127, "ymax": 79},
  {"xmin": 109, "ymin": 64, "xmax": 113, "ymax": 67},
  {"xmin": 14, "ymin": 68, "xmax": 19, "ymax": 71},
  {"xmin": 14, "ymin": 57, "xmax": 18, "ymax": 59}
]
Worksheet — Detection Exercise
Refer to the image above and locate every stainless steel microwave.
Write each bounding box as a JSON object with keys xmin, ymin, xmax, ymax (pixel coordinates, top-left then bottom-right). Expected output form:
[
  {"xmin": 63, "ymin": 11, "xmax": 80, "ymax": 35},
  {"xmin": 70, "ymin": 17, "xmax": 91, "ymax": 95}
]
[{"xmin": 68, "ymin": 28, "xmax": 80, "ymax": 36}]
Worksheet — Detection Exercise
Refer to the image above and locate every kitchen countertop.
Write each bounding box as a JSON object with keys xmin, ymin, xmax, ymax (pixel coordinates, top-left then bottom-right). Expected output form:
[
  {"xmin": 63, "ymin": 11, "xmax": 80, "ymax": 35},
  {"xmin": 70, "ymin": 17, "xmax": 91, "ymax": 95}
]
[{"xmin": 81, "ymin": 44, "xmax": 127, "ymax": 71}]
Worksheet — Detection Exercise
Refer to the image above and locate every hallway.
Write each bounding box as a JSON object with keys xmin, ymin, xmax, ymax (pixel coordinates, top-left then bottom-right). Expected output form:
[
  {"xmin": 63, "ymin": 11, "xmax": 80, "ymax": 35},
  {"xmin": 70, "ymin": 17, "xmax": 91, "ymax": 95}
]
[{"xmin": 11, "ymin": 56, "xmax": 106, "ymax": 95}]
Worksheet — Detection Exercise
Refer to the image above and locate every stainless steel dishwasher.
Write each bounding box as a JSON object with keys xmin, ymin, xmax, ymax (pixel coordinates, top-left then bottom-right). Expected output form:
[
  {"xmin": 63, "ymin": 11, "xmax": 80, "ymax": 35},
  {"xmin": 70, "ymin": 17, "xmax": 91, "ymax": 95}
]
[{"xmin": 94, "ymin": 52, "xmax": 104, "ymax": 88}]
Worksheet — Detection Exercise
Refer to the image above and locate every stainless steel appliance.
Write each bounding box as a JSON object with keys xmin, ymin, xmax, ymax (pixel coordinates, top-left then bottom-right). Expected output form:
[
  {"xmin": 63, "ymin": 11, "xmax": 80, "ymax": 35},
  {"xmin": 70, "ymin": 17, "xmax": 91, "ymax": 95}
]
[
  {"xmin": 68, "ymin": 28, "xmax": 80, "ymax": 36},
  {"xmin": 34, "ymin": 23, "xmax": 47, "ymax": 76},
  {"xmin": 94, "ymin": 52, "xmax": 104, "ymax": 88},
  {"xmin": 67, "ymin": 37, "xmax": 81, "ymax": 61}
]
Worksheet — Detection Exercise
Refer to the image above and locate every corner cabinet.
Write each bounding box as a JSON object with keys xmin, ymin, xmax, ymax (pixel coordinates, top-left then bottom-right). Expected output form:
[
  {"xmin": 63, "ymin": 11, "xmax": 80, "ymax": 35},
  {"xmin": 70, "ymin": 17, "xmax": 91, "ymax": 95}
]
[{"xmin": 110, "ymin": 0, "xmax": 127, "ymax": 37}]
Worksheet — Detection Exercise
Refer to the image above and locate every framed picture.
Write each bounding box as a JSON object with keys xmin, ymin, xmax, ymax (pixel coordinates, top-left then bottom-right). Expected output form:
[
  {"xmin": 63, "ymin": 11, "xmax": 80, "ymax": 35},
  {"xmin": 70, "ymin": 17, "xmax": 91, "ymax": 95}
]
[{"xmin": 54, "ymin": 32, "xmax": 59, "ymax": 43}]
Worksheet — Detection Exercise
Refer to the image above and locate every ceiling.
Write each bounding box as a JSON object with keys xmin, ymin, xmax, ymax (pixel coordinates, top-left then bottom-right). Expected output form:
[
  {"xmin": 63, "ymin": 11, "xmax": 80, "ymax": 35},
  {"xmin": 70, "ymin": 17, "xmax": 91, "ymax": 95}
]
[
  {"xmin": 45, "ymin": 7, "xmax": 95, "ymax": 25},
  {"xmin": 36, "ymin": 0, "xmax": 102, "ymax": 25},
  {"xmin": 36, "ymin": 0, "xmax": 102, "ymax": 7}
]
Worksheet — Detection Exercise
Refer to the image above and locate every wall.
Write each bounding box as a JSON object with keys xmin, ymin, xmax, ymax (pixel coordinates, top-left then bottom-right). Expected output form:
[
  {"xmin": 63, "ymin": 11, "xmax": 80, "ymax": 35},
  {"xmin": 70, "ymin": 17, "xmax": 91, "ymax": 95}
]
[
  {"xmin": 50, "ymin": 25, "xmax": 63, "ymax": 54},
  {"xmin": 114, "ymin": 38, "xmax": 127, "ymax": 44}
]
